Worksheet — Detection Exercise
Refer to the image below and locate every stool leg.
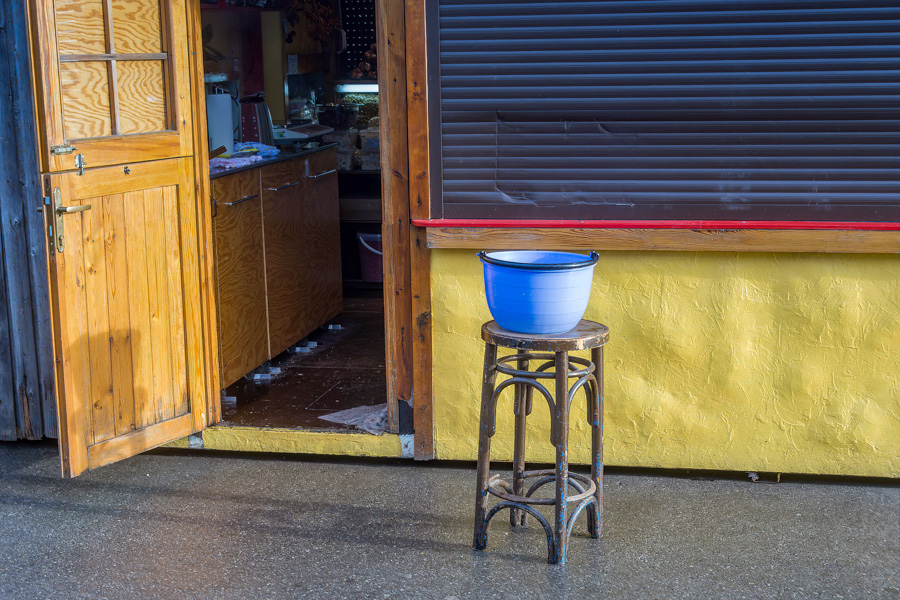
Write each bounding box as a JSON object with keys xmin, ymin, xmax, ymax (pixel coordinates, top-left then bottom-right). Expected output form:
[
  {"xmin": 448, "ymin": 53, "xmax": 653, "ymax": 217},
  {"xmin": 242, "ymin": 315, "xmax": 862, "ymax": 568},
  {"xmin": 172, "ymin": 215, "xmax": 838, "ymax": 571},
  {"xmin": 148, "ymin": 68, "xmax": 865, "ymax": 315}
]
[
  {"xmin": 552, "ymin": 351, "xmax": 570, "ymax": 564},
  {"xmin": 588, "ymin": 346, "xmax": 604, "ymax": 539},
  {"xmin": 511, "ymin": 349, "xmax": 528, "ymax": 527},
  {"xmin": 473, "ymin": 342, "xmax": 498, "ymax": 551}
]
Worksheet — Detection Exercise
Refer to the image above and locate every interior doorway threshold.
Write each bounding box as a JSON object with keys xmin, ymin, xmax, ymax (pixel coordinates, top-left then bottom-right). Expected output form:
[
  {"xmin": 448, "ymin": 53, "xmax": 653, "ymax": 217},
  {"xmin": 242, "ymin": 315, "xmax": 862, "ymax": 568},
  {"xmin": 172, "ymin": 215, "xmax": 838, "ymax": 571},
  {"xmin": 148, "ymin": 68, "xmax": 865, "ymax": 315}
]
[{"xmin": 164, "ymin": 425, "xmax": 411, "ymax": 458}]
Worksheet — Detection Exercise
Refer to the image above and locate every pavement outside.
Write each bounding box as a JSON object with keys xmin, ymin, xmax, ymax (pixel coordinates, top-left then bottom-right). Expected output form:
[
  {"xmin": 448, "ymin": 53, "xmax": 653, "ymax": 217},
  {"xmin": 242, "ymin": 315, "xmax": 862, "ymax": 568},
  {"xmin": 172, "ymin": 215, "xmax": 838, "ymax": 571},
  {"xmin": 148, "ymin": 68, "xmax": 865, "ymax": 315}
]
[{"xmin": 1, "ymin": 442, "xmax": 897, "ymax": 600}]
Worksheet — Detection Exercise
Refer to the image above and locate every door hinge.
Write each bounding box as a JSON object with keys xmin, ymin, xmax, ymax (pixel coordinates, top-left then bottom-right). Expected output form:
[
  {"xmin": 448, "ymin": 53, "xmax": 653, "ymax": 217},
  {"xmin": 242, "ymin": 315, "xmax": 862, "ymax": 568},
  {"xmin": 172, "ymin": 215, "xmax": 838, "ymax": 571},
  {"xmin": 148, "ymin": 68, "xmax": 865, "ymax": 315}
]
[
  {"xmin": 50, "ymin": 144, "xmax": 78, "ymax": 155},
  {"xmin": 211, "ymin": 196, "xmax": 218, "ymax": 218}
]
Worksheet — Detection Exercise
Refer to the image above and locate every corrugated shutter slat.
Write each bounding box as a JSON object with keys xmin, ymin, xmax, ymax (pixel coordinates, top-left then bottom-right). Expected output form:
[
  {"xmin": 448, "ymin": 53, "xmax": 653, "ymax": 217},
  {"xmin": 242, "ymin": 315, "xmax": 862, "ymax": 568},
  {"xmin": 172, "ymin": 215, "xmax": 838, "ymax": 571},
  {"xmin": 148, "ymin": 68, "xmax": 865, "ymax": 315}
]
[{"xmin": 434, "ymin": 0, "xmax": 900, "ymax": 221}]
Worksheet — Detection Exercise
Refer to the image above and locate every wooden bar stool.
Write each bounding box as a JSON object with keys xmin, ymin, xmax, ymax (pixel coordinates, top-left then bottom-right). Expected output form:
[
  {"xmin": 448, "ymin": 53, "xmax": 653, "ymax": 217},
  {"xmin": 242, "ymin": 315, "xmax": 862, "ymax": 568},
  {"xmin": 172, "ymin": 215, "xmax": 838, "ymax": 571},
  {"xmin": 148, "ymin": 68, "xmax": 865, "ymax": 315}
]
[{"xmin": 473, "ymin": 319, "xmax": 609, "ymax": 564}]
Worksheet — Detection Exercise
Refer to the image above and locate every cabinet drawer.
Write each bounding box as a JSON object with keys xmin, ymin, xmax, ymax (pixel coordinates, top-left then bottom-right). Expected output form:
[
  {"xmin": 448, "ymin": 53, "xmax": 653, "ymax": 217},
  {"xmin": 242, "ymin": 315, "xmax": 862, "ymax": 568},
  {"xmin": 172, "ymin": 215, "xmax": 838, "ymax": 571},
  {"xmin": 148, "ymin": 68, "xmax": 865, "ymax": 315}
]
[
  {"xmin": 307, "ymin": 147, "xmax": 337, "ymax": 178},
  {"xmin": 260, "ymin": 158, "xmax": 305, "ymax": 193},
  {"xmin": 211, "ymin": 169, "xmax": 258, "ymax": 208}
]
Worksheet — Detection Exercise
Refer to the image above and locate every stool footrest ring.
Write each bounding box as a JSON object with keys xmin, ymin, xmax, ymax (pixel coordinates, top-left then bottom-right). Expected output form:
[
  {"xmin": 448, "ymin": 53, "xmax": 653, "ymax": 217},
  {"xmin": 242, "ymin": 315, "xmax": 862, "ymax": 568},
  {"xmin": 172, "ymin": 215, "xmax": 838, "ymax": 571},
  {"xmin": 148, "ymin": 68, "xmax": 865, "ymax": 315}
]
[{"xmin": 487, "ymin": 471, "xmax": 596, "ymax": 505}]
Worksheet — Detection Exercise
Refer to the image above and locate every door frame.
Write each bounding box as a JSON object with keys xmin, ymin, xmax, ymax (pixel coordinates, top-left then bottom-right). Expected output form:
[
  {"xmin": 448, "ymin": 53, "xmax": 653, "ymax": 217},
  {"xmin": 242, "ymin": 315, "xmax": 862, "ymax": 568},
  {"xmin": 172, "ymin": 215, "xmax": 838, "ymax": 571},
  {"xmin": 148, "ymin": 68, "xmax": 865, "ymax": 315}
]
[{"xmin": 376, "ymin": 0, "xmax": 434, "ymax": 459}]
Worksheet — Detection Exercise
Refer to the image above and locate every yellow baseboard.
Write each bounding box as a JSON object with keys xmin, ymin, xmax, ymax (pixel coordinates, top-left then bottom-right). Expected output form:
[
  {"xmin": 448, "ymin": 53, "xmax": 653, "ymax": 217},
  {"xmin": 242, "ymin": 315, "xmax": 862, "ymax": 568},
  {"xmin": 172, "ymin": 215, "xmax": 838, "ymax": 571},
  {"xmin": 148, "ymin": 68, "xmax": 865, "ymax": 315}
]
[{"xmin": 163, "ymin": 426, "xmax": 404, "ymax": 458}]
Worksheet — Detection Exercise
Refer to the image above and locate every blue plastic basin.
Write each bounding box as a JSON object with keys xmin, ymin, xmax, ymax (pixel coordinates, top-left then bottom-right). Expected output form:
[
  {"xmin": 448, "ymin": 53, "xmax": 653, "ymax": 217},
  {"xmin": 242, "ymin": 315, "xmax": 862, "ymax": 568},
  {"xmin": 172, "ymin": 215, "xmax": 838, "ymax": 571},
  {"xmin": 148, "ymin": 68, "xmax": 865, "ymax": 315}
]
[{"xmin": 479, "ymin": 250, "xmax": 599, "ymax": 334}]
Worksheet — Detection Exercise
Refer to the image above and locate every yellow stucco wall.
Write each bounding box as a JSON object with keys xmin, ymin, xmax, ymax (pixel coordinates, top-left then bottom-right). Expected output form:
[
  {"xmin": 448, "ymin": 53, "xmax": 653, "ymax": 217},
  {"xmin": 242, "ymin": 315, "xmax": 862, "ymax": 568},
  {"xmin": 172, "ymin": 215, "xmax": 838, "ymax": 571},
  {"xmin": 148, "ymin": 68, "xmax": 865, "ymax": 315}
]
[{"xmin": 431, "ymin": 249, "xmax": 900, "ymax": 477}]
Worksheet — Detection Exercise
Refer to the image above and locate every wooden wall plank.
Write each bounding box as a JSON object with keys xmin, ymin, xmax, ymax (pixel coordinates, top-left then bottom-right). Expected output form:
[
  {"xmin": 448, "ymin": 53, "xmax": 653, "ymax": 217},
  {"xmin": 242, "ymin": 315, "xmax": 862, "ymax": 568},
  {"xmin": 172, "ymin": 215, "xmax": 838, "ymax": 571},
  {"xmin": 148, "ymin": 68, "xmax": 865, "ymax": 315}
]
[
  {"xmin": 124, "ymin": 189, "xmax": 156, "ymax": 430},
  {"xmin": 144, "ymin": 187, "xmax": 175, "ymax": 424},
  {"xmin": 405, "ymin": 0, "xmax": 435, "ymax": 457},
  {"xmin": 377, "ymin": 0, "xmax": 413, "ymax": 433},
  {"xmin": 60, "ymin": 191, "xmax": 94, "ymax": 452},
  {"xmin": 410, "ymin": 225, "xmax": 433, "ymax": 459},
  {"xmin": 0, "ymin": 0, "xmax": 45, "ymax": 440},
  {"xmin": 0, "ymin": 241, "xmax": 15, "ymax": 440},
  {"xmin": 83, "ymin": 196, "xmax": 116, "ymax": 444},
  {"xmin": 163, "ymin": 185, "xmax": 189, "ymax": 417},
  {"xmin": 102, "ymin": 195, "xmax": 137, "ymax": 436},
  {"xmin": 425, "ymin": 227, "xmax": 900, "ymax": 254},
  {"xmin": 15, "ymin": 0, "xmax": 57, "ymax": 439},
  {"xmin": 405, "ymin": 0, "xmax": 429, "ymax": 222}
]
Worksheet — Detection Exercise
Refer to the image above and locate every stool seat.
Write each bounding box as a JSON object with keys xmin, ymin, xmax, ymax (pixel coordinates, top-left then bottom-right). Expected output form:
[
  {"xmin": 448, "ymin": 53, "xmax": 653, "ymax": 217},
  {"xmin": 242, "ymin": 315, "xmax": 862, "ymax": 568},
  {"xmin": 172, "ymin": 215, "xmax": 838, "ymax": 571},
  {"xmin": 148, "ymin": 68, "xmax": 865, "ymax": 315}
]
[
  {"xmin": 482, "ymin": 319, "xmax": 609, "ymax": 352},
  {"xmin": 473, "ymin": 319, "xmax": 609, "ymax": 564}
]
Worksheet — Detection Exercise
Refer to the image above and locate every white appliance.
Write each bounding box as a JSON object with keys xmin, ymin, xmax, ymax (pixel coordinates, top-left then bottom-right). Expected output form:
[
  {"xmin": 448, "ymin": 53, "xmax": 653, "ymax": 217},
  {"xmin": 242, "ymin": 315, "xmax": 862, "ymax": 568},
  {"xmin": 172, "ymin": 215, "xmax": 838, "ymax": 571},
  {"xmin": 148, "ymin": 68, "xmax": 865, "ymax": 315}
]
[{"xmin": 206, "ymin": 92, "xmax": 234, "ymax": 156}]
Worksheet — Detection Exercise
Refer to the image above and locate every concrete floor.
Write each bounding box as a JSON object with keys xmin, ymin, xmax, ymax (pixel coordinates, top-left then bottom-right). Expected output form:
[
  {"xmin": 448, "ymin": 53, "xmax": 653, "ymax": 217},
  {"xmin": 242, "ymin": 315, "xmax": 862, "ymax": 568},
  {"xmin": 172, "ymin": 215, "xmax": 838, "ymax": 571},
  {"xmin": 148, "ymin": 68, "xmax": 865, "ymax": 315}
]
[{"xmin": 1, "ymin": 442, "xmax": 897, "ymax": 600}]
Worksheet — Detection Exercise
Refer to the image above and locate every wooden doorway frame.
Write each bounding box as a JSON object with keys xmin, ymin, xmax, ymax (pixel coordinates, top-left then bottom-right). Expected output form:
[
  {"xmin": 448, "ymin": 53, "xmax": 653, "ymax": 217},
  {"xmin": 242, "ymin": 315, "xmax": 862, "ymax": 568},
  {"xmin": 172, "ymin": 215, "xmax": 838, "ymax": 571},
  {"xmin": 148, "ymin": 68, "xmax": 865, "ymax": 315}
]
[
  {"xmin": 186, "ymin": 0, "xmax": 435, "ymax": 457},
  {"xmin": 376, "ymin": 0, "xmax": 433, "ymax": 459}
]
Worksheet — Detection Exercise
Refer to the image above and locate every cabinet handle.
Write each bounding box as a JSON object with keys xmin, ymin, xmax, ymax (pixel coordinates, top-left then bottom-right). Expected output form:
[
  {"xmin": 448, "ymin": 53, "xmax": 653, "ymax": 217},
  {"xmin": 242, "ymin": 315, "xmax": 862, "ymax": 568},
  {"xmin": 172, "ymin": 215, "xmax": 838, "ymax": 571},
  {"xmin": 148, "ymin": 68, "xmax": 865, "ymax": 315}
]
[
  {"xmin": 224, "ymin": 193, "xmax": 258, "ymax": 207},
  {"xmin": 265, "ymin": 181, "xmax": 301, "ymax": 192},
  {"xmin": 307, "ymin": 169, "xmax": 337, "ymax": 179}
]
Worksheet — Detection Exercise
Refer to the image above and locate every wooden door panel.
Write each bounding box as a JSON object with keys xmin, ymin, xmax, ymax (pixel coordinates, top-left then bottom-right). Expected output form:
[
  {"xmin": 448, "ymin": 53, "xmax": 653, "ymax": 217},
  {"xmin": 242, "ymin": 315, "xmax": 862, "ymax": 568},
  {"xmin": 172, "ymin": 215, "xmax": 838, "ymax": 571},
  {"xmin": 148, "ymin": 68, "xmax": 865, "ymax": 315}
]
[
  {"xmin": 212, "ymin": 171, "xmax": 269, "ymax": 387},
  {"xmin": 111, "ymin": 0, "xmax": 163, "ymax": 53},
  {"xmin": 54, "ymin": 0, "xmax": 106, "ymax": 54},
  {"xmin": 48, "ymin": 158, "xmax": 204, "ymax": 475},
  {"xmin": 58, "ymin": 62, "xmax": 113, "ymax": 139},
  {"xmin": 117, "ymin": 61, "xmax": 168, "ymax": 134},
  {"xmin": 31, "ymin": 0, "xmax": 192, "ymax": 172}
]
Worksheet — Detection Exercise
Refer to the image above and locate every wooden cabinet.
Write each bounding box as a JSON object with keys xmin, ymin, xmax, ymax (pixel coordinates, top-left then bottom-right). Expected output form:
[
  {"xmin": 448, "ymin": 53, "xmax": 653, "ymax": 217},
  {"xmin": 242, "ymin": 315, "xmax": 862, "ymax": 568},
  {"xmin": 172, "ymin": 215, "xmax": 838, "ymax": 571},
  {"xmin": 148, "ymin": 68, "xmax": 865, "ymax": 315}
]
[
  {"xmin": 212, "ymin": 147, "xmax": 342, "ymax": 386},
  {"xmin": 212, "ymin": 169, "xmax": 269, "ymax": 387}
]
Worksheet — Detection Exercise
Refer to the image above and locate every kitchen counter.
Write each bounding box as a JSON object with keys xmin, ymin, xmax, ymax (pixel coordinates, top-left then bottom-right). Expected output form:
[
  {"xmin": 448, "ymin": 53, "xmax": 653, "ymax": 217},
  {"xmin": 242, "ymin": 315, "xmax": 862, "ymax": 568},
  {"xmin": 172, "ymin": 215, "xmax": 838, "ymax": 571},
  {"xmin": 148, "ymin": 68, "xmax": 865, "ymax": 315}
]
[{"xmin": 210, "ymin": 142, "xmax": 338, "ymax": 179}]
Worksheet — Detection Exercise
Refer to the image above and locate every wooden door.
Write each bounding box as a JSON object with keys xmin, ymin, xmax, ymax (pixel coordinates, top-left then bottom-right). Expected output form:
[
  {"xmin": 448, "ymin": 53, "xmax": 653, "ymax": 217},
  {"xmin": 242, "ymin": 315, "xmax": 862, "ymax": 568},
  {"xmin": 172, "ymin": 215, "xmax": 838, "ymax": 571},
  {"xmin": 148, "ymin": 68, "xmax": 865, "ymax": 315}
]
[
  {"xmin": 212, "ymin": 171, "xmax": 270, "ymax": 387},
  {"xmin": 31, "ymin": 0, "xmax": 214, "ymax": 476}
]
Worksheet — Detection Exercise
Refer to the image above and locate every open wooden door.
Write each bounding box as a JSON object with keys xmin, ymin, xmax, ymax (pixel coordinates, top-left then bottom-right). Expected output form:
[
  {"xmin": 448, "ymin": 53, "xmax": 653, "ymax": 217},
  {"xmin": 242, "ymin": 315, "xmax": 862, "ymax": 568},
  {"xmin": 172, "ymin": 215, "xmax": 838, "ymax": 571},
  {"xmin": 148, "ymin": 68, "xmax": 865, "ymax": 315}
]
[{"xmin": 30, "ymin": 0, "xmax": 216, "ymax": 476}]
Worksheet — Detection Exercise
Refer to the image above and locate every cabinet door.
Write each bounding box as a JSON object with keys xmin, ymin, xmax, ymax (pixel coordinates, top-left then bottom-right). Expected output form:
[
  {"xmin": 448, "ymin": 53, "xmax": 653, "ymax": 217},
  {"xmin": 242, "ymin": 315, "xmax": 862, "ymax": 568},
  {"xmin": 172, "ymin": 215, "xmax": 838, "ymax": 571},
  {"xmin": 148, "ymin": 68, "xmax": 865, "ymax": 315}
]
[
  {"xmin": 302, "ymin": 149, "xmax": 343, "ymax": 331},
  {"xmin": 262, "ymin": 151, "xmax": 342, "ymax": 357},
  {"xmin": 212, "ymin": 170, "xmax": 269, "ymax": 387},
  {"xmin": 261, "ymin": 158, "xmax": 309, "ymax": 356}
]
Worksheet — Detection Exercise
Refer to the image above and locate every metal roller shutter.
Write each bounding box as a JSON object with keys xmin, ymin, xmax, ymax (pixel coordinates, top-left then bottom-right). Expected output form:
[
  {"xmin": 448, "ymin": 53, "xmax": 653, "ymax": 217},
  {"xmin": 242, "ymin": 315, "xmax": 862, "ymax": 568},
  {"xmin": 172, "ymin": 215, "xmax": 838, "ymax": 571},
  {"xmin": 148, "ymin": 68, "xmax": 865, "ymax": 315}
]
[{"xmin": 430, "ymin": 0, "xmax": 900, "ymax": 221}]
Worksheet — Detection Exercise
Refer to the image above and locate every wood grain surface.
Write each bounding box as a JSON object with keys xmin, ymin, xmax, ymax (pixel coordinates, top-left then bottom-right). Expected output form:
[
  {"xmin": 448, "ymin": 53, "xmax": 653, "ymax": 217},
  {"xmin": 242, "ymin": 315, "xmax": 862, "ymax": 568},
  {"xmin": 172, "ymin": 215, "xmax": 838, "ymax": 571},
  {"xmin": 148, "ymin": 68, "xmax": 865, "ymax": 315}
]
[
  {"xmin": 32, "ymin": 0, "xmax": 191, "ymax": 171},
  {"xmin": 186, "ymin": 0, "xmax": 221, "ymax": 426},
  {"xmin": 212, "ymin": 170, "xmax": 270, "ymax": 388},
  {"xmin": 112, "ymin": 0, "xmax": 162, "ymax": 53},
  {"xmin": 377, "ymin": 0, "xmax": 413, "ymax": 432},
  {"xmin": 0, "ymin": 0, "xmax": 54, "ymax": 440},
  {"xmin": 410, "ymin": 226, "xmax": 434, "ymax": 459},
  {"xmin": 54, "ymin": 0, "xmax": 106, "ymax": 54},
  {"xmin": 300, "ymin": 152, "xmax": 343, "ymax": 342},
  {"xmin": 426, "ymin": 227, "xmax": 900, "ymax": 254},
  {"xmin": 59, "ymin": 62, "xmax": 112, "ymax": 139},
  {"xmin": 262, "ymin": 159, "xmax": 311, "ymax": 356},
  {"xmin": 404, "ymin": 0, "xmax": 430, "ymax": 221},
  {"xmin": 262, "ymin": 154, "xmax": 343, "ymax": 357},
  {"xmin": 49, "ymin": 159, "xmax": 200, "ymax": 475},
  {"xmin": 117, "ymin": 60, "xmax": 167, "ymax": 134}
]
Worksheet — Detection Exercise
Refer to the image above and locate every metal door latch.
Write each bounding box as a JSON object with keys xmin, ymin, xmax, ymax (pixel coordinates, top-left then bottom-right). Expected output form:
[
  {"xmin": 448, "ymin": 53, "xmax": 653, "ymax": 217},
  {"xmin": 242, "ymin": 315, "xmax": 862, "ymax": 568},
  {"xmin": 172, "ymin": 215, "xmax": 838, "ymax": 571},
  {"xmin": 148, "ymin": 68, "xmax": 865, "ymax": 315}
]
[
  {"xmin": 49, "ymin": 144, "xmax": 77, "ymax": 155},
  {"xmin": 74, "ymin": 154, "xmax": 86, "ymax": 176}
]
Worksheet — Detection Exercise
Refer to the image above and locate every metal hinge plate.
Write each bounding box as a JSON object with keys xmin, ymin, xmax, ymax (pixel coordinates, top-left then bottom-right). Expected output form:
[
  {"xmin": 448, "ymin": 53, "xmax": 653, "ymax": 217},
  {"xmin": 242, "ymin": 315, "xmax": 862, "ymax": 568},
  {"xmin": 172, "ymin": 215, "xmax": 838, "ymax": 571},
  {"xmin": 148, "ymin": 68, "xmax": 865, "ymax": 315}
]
[{"xmin": 50, "ymin": 144, "xmax": 78, "ymax": 155}]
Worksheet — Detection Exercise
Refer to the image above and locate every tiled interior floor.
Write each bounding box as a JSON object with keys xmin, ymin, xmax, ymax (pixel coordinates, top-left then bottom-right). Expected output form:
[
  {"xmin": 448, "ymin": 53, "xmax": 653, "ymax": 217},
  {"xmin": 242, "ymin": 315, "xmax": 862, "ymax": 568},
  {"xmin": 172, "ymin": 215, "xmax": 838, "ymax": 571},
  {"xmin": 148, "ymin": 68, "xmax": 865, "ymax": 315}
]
[{"xmin": 220, "ymin": 296, "xmax": 386, "ymax": 431}]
